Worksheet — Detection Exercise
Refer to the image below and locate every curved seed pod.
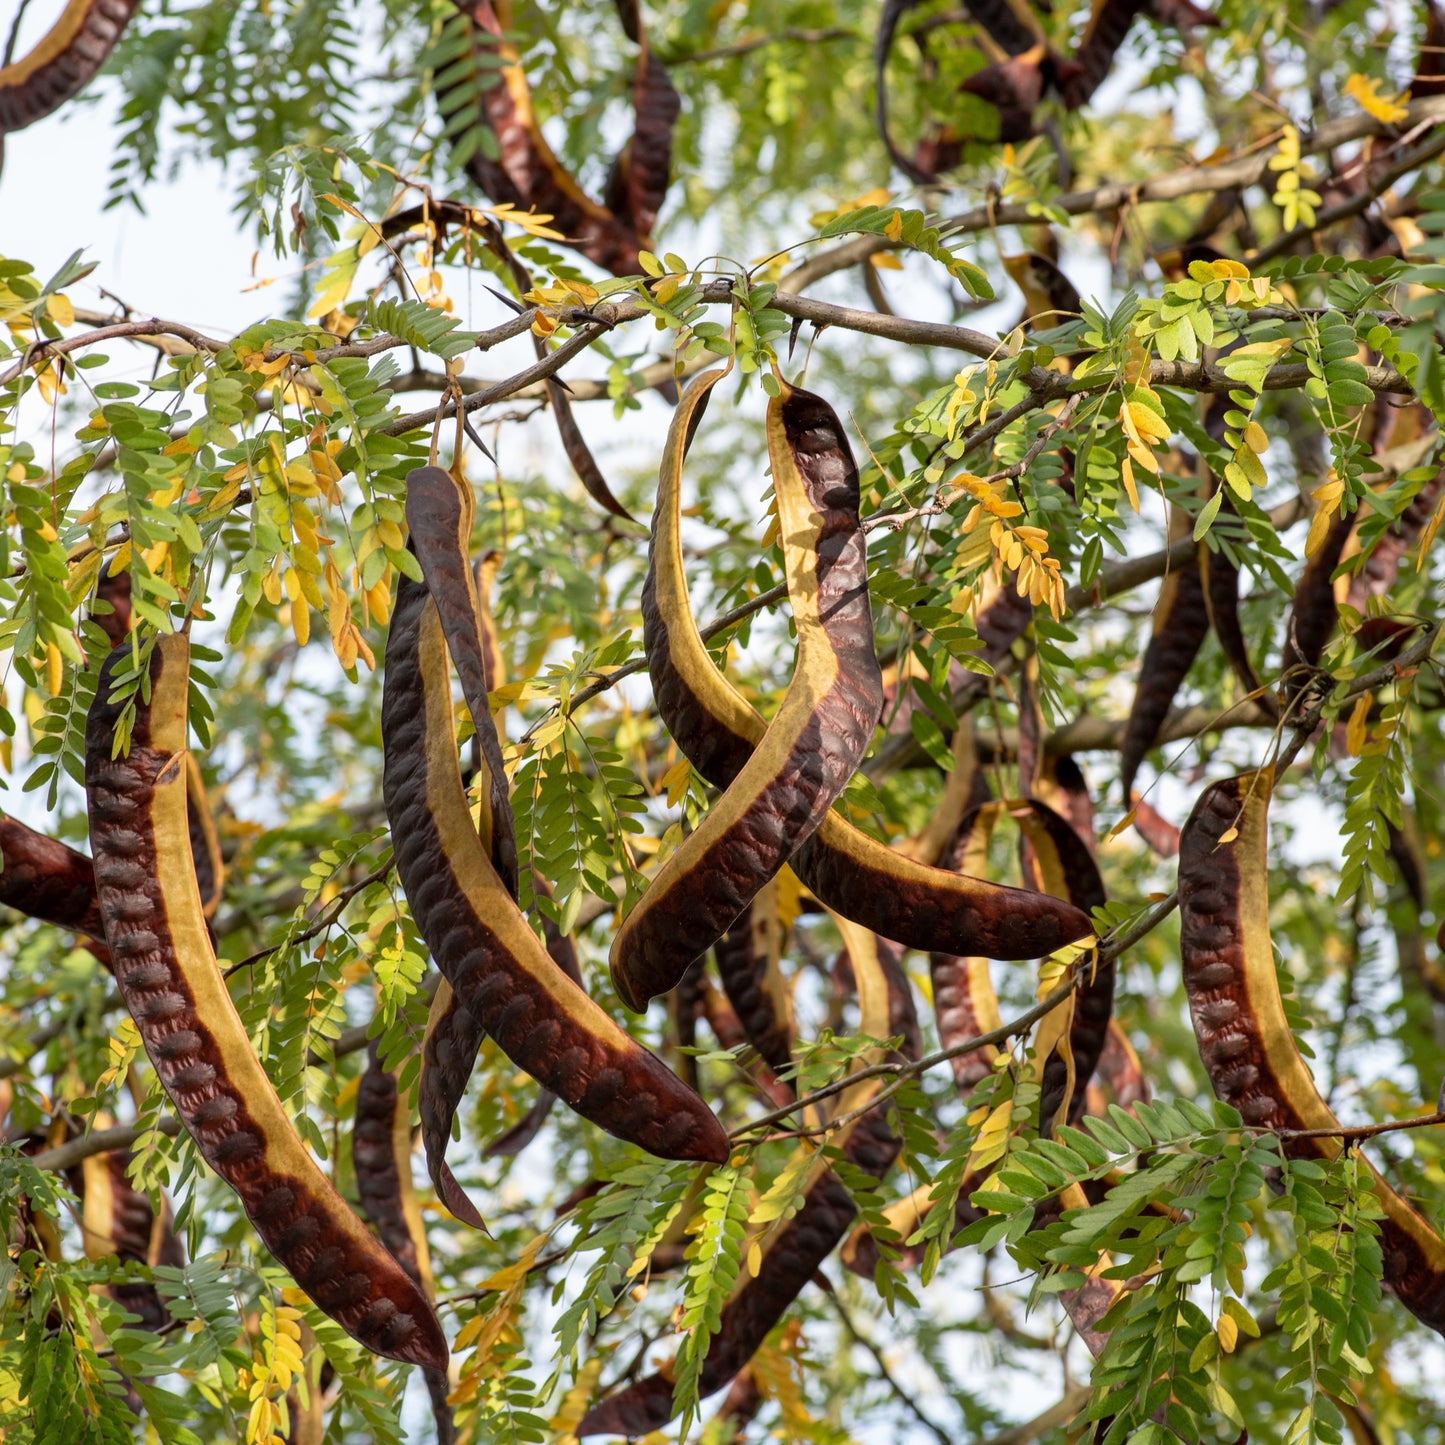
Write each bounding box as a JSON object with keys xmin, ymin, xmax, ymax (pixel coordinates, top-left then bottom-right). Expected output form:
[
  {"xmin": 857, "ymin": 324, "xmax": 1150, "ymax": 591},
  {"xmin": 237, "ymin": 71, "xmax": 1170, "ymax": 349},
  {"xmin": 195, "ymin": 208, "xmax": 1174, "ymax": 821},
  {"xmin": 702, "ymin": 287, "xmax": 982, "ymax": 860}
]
[
  {"xmin": 1003, "ymin": 252, "xmax": 1082, "ymax": 328},
  {"xmin": 602, "ymin": 39, "xmax": 680, "ymax": 242},
  {"xmin": 404, "ymin": 465, "xmax": 518, "ymax": 895},
  {"xmin": 1093, "ymin": 1019, "xmax": 1150, "ymax": 1110},
  {"xmin": 959, "ymin": 47, "xmax": 1047, "ymax": 145},
  {"xmin": 185, "ymin": 756, "xmax": 224, "ymax": 922},
  {"xmin": 0, "ymin": 0, "xmax": 140, "ymax": 136},
  {"xmin": 929, "ymin": 802, "xmax": 1005, "ymax": 1094},
  {"xmin": 612, "ymin": 374, "xmax": 886, "ymax": 1011},
  {"xmin": 1416, "ymin": 0, "xmax": 1445, "ymax": 97},
  {"xmin": 86, "ymin": 635, "xmax": 448, "ymax": 1369},
  {"xmin": 94, "ymin": 559, "xmax": 133, "ymax": 648},
  {"xmin": 0, "ymin": 815, "xmax": 108, "ymax": 946},
  {"xmin": 384, "ymin": 578, "xmax": 729, "ymax": 1195},
  {"xmin": 1281, "ymin": 507, "xmax": 1353, "ymax": 696},
  {"xmin": 712, "ymin": 878, "xmax": 793, "ymax": 1074},
  {"xmin": 1059, "ymin": 0, "xmax": 1148, "ymax": 109},
  {"xmin": 641, "ymin": 370, "xmax": 1091, "ymax": 975},
  {"xmin": 1119, "ymin": 507, "xmax": 1211, "ymax": 803},
  {"xmin": 484, "ymin": 890, "xmax": 583, "ymax": 1158},
  {"xmin": 446, "ymin": 0, "xmax": 642, "ymax": 277},
  {"xmin": 1345, "ymin": 467, "xmax": 1445, "ymax": 612},
  {"xmin": 1041, "ymin": 754, "xmax": 1096, "ymax": 854},
  {"xmin": 1179, "ymin": 771, "xmax": 1445, "ymax": 1332},
  {"xmin": 352, "ymin": 1046, "xmax": 455, "ymax": 1444},
  {"xmin": 1016, "ymin": 800, "xmax": 1111, "ymax": 1129},
  {"xmin": 1201, "ymin": 538, "xmax": 1266, "ymax": 702},
  {"xmin": 578, "ymin": 914, "xmax": 901, "ymax": 1438},
  {"xmin": 899, "ymin": 716, "xmax": 989, "ymax": 867},
  {"xmin": 545, "ymin": 379, "xmax": 637, "ymax": 522},
  {"xmin": 70, "ymin": 1142, "xmax": 183, "ymax": 1331}
]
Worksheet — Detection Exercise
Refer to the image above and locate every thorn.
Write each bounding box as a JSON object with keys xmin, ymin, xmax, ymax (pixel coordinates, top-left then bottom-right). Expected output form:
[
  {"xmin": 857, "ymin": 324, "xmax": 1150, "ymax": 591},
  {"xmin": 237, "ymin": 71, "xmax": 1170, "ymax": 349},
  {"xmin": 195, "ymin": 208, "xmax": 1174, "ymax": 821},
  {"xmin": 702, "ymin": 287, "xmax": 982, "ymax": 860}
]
[
  {"xmin": 462, "ymin": 417, "xmax": 496, "ymax": 463},
  {"xmin": 484, "ymin": 285, "xmax": 527, "ymax": 315}
]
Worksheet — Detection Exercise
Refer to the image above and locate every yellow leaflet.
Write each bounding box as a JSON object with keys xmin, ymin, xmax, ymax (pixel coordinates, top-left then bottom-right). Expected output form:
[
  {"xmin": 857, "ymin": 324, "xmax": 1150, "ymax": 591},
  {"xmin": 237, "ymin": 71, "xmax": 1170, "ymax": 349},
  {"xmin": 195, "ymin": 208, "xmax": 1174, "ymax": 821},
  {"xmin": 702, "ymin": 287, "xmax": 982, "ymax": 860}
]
[
  {"xmin": 1305, "ymin": 477, "xmax": 1345, "ymax": 558},
  {"xmin": 47, "ymin": 294, "xmax": 74, "ymax": 327},
  {"xmin": 1344, "ymin": 73, "xmax": 1409, "ymax": 124},
  {"xmin": 1345, "ymin": 693, "xmax": 1371, "ymax": 757}
]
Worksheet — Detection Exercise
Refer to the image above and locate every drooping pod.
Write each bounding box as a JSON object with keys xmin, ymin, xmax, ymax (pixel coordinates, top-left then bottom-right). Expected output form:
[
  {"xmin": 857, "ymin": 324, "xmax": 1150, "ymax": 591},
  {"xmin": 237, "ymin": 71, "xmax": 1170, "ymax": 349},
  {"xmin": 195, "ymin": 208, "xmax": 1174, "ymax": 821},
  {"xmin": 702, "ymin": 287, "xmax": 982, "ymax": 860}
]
[
  {"xmin": 1280, "ymin": 507, "xmax": 1353, "ymax": 699},
  {"xmin": 1179, "ymin": 771, "xmax": 1445, "ymax": 1332},
  {"xmin": 1119, "ymin": 506, "xmax": 1211, "ymax": 803},
  {"xmin": 711, "ymin": 877, "xmax": 793, "ymax": 1073},
  {"xmin": 352, "ymin": 1045, "xmax": 455, "ymax": 1443},
  {"xmin": 577, "ymin": 913, "xmax": 905, "ymax": 1438},
  {"xmin": 383, "ymin": 560, "xmax": 729, "ymax": 1197},
  {"xmin": 85, "ymin": 634, "xmax": 449, "ymax": 1369},
  {"xmin": 637, "ymin": 368, "xmax": 1091, "ymax": 998},
  {"xmin": 0, "ymin": 0, "xmax": 140, "ymax": 136},
  {"xmin": 0, "ymin": 816, "xmax": 109, "ymax": 950},
  {"xmin": 611, "ymin": 373, "xmax": 886, "ymax": 1010},
  {"xmin": 1059, "ymin": 0, "xmax": 1150, "ymax": 109},
  {"xmin": 69, "ymin": 1138, "xmax": 185, "ymax": 1332}
]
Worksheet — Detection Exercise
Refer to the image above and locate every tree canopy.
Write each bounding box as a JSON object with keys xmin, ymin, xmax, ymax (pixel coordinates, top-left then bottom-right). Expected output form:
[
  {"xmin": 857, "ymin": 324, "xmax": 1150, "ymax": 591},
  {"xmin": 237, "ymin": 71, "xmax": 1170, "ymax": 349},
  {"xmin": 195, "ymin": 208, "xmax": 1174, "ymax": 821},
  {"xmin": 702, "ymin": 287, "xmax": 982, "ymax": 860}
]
[{"xmin": 2, "ymin": 1, "xmax": 1445, "ymax": 1442}]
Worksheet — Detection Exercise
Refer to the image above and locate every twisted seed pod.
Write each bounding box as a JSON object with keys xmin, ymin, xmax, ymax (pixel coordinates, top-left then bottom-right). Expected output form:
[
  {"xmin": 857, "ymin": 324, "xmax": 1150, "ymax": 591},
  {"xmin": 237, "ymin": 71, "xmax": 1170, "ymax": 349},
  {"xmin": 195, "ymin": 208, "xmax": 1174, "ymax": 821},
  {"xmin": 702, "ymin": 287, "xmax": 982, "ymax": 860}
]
[
  {"xmin": 0, "ymin": 0, "xmax": 139, "ymax": 136},
  {"xmin": 1200, "ymin": 535, "xmax": 1267, "ymax": 706},
  {"xmin": 1059, "ymin": 0, "xmax": 1149, "ymax": 109},
  {"xmin": 1016, "ymin": 800, "xmax": 1111, "ymax": 1129},
  {"xmin": 1041, "ymin": 754, "xmax": 1096, "ymax": 854},
  {"xmin": 711, "ymin": 877, "xmax": 793, "ymax": 1072},
  {"xmin": 1119, "ymin": 506, "xmax": 1211, "ymax": 803},
  {"xmin": 578, "ymin": 913, "xmax": 904, "ymax": 1438},
  {"xmin": 640, "ymin": 369, "xmax": 1091, "ymax": 982},
  {"xmin": 383, "ymin": 578, "xmax": 729, "ymax": 1197},
  {"xmin": 85, "ymin": 635, "xmax": 448, "ymax": 1369},
  {"xmin": 602, "ymin": 37, "xmax": 680, "ymax": 241},
  {"xmin": 1281, "ymin": 508, "xmax": 1353, "ymax": 695},
  {"xmin": 352, "ymin": 1046, "xmax": 455, "ymax": 1444},
  {"xmin": 612, "ymin": 374, "xmax": 886, "ymax": 1010},
  {"xmin": 443, "ymin": 0, "xmax": 643, "ymax": 277},
  {"xmin": 1179, "ymin": 771, "xmax": 1445, "ymax": 1332}
]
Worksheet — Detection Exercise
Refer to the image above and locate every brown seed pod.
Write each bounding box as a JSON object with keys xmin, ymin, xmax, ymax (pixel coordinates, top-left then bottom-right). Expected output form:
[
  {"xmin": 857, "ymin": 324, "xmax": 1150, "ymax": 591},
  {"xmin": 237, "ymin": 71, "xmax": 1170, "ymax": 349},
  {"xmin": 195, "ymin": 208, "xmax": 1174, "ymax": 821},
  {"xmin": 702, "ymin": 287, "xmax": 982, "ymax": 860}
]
[
  {"xmin": 1016, "ymin": 800, "xmax": 1111, "ymax": 1130},
  {"xmin": 611, "ymin": 374, "xmax": 886, "ymax": 1011},
  {"xmin": 1129, "ymin": 791, "xmax": 1180, "ymax": 858},
  {"xmin": 602, "ymin": 40, "xmax": 680, "ymax": 242},
  {"xmin": 1179, "ymin": 770, "xmax": 1445, "ymax": 1333},
  {"xmin": 0, "ymin": 0, "xmax": 140, "ymax": 136},
  {"xmin": 1059, "ymin": 0, "xmax": 1149, "ymax": 109},
  {"xmin": 1200, "ymin": 536, "xmax": 1266, "ymax": 705},
  {"xmin": 444, "ymin": 0, "xmax": 643, "ymax": 277},
  {"xmin": 185, "ymin": 755, "xmax": 224, "ymax": 922},
  {"xmin": 1119, "ymin": 506, "xmax": 1211, "ymax": 803},
  {"xmin": 711, "ymin": 877, "xmax": 793, "ymax": 1074},
  {"xmin": 0, "ymin": 815, "xmax": 108, "ymax": 948},
  {"xmin": 383, "ymin": 574, "xmax": 729, "ymax": 1197},
  {"xmin": 1416, "ymin": 0, "xmax": 1445, "ymax": 97},
  {"xmin": 85, "ymin": 634, "xmax": 449, "ymax": 1369},
  {"xmin": 352, "ymin": 1045, "xmax": 455, "ymax": 1443},
  {"xmin": 1003, "ymin": 251, "xmax": 1082, "ymax": 329},
  {"xmin": 959, "ymin": 46, "xmax": 1048, "ymax": 145},
  {"xmin": 577, "ymin": 914, "xmax": 903, "ymax": 1437},
  {"xmin": 69, "ymin": 1140, "xmax": 184, "ymax": 1332},
  {"xmin": 1281, "ymin": 507, "xmax": 1353, "ymax": 696},
  {"xmin": 1041, "ymin": 754, "xmax": 1096, "ymax": 854},
  {"xmin": 1093, "ymin": 1020, "xmax": 1151, "ymax": 1111},
  {"xmin": 640, "ymin": 369, "xmax": 1091, "ymax": 981}
]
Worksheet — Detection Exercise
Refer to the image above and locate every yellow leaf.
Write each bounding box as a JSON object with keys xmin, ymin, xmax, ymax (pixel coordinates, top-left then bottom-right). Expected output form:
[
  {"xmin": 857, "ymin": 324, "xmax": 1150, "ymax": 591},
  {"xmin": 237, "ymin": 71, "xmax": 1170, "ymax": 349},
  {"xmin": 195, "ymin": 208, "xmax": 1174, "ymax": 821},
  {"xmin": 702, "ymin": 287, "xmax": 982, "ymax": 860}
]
[
  {"xmin": 747, "ymin": 1241, "xmax": 762, "ymax": 1277},
  {"xmin": 1344, "ymin": 73, "xmax": 1409, "ymax": 124},
  {"xmin": 1218, "ymin": 825, "xmax": 1239, "ymax": 844},
  {"xmin": 869, "ymin": 252, "xmax": 905, "ymax": 270},
  {"xmin": 884, "ymin": 210, "xmax": 904, "ymax": 242},
  {"xmin": 1345, "ymin": 693, "xmax": 1371, "ymax": 756},
  {"xmin": 47, "ymin": 293, "xmax": 74, "ymax": 327},
  {"xmin": 1106, "ymin": 808, "xmax": 1138, "ymax": 842},
  {"xmin": 1217, "ymin": 1313, "xmax": 1239, "ymax": 1353},
  {"xmin": 1120, "ymin": 456, "xmax": 1140, "ymax": 514}
]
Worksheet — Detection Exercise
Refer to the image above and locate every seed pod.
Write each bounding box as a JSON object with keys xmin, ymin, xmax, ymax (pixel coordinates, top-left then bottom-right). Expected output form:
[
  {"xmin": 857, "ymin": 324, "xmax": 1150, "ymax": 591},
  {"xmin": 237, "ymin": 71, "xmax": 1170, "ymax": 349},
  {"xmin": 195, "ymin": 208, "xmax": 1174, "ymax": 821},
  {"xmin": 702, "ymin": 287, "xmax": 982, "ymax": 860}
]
[
  {"xmin": 404, "ymin": 465, "xmax": 518, "ymax": 894},
  {"xmin": 1129, "ymin": 791, "xmax": 1180, "ymax": 858},
  {"xmin": 352, "ymin": 1045, "xmax": 455, "ymax": 1444},
  {"xmin": 1016, "ymin": 800, "xmax": 1112, "ymax": 1130},
  {"xmin": 185, "ymin": 756, "xmax": 224, "ymax": 922},
  {"xmin": 1094, "ymin": 1019, "xmax": 1150, "ymax": 1110},
  {"xmin": 602, "ymin": 37, "xmax": 680, "ymax": 242},
  {"xmin": 1201, "ymin": 538, "xmax": 1266, "ymax": 704},
  {"xmin": 1281, "ymin": 507, "xmax": 1353, "ymax": 696},
  {"xmin": 93, "ymin": 560, "xmax": 133, "ymax": 648},
  {"xmin": 640, "ymin": 369, "xmax": 1091, "ymax": 979},
  {"xmin": 1059, "ymin": 0, "xmax": 1149, "ymax": 109},
  {"xmin": 899, "ymin": 716, "xmax": 989, "ymax": 868},
  {"xmin": 85, "ymin": 635, "xmax": 448, "ymax": 1369},
  {"xmin": 577, "ymin": 913, "xmax": 902, "ymax": 1437},
  {"xmin": 0, "ymin": 0, "xmax": 140, "ymax": 136},
  {"xmin": 1119, "ymin": 506, "xmax": 1211, "ymax": 803},
  {"xmin": 1345, "ymin": 467, "xmax": 1445, "ymax": 612},
  {"xmin": 712, "ymin": 877, "xmax": 793, "ymax": 1073},
  {"xmin": 611, "ymin": 374, "xmax": 886, "ymax": 1011},
  {"xmin": 1041, "ymin": 754, "xmax": 1096, "ymax": 854},
  {"xmin": 443, "ymin": 0, "xmax": 642, "ymax": 277},
  {"xmin": 70, "ymin": 1141, "xmax": 184, "ymax": 1332},
  {"xmin": 959, "ymin": 47, "xmax": 1048, "ymax": 145},
  {"xmin": 0, "ymin": 815, "xmax": 108, "ymax": 948},
  {"xmin": 1416, "ymin": 0, "xmax": 1445, "ymax": 97},
  {"xmin": 383, "ymin": 577, "xmax": 729, "ymax": 1199},
  {"xmin": 1004, "ymin": 252, "xmax": 1083, "ymax": 329},
  {"xmin": 1179, "ymin": 771, "xmax": 1445, "ymax": 1333}
]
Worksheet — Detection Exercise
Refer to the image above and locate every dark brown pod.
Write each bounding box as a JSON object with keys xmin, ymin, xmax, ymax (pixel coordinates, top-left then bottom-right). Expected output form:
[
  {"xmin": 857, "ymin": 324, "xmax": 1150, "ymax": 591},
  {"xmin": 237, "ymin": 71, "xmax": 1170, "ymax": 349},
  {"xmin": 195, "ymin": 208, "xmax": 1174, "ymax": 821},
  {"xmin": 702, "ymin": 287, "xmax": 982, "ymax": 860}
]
[
  {"xmin": 1280, "ymin": 507, "xmax": 1353, "ymax": 697},
  {"xmin": 960, "ymin": 48, "xmax": 1047, "ymax": 145},
  {"xmin": 0, "ymin": 816, "xmax": 108, "ymax": 947},
  {"xmin": 1201, "ymin": 540, "xmax": 1266, "ymax": 704},
  {"xmin": 383, "ymin": 576, "xmax": 729, "ymax": 1182},
  {"xmin": 603, "ymin": 43, "xmax": 680, "ymax": 241},
  {"xmin": 711, "ymin": 878, "xmax": 793, "ymax": 1073},
  {"xmin": 0, "ymin": 0, "xmax": 140, "ymax": 136},
  {"xmin": 641, "ymin": 371, "xmax": 1091, "ymax": 977},
  {"xmin": 611, "ymin": 377, "xmax": 885, "ymax": 1010},
  {"xmin": 185, "ymin": 756, "xmax": 224, "ymax": 921},
  {"xmin": 1119, "ymin": 509, "xmax": 1211, "ymax": 802},
  {"xmin": 86, "ymin": 635, "xmax": 449, "ymax": 1369},
  {"xmin": 1416, "ymin": 0, "xmax": 1445, "ymax": 97},
  {"xmin": 1179, "ymin": 771, "xmax": 1445, "ymax": 1334},
  {"xmin": 352, "ymin": 1045, "xmax": 456, "ymax": 1443},
  {"xmin": 1059, "ymin": 0, "xmax": 1149, "ymax": 109}
]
